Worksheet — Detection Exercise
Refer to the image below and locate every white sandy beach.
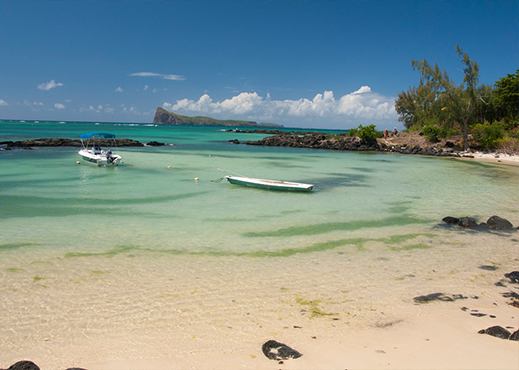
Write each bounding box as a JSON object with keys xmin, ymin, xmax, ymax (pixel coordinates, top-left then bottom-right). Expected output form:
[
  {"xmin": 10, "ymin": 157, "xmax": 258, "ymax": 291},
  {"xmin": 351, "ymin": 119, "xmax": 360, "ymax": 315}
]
[{"xmin": 459, "ymin": 152, "xmax": 519, "ymax": 167}]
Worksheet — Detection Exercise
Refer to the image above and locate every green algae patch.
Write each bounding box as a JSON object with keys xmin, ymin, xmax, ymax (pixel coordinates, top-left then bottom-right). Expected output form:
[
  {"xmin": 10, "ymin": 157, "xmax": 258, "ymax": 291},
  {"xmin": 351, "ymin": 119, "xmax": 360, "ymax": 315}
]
[
  {"xmin": 64, "ymin": 245, "xmax": 150, "ymax": 258},
  {"xmin": 0, "ymin": 242, "xmax": 38, "ymax": 251},
  {"xmin": 296, "ymin": 298, "xmax": 338, "ymax": 318},
  {"xmin": 61, "ymin": 233, "xmax": 437, "ymax": 260},
  {"xmin": 388, "ymin": 243, "xmax": 434, "ymax": 251},
  {"xmin": 242, "ymin": 215, "xmax": 432, "ymax": 238},
  {"xmin": 90, "ymin": 270, "xmax": 110, "ymax": 275},
  {"xmin": 6, "ymin": 268, "xmax": 25, "ymax": 273},
  {"xmin": 33, "ymin": 275, "xmax": 44, "ymax": 282}
]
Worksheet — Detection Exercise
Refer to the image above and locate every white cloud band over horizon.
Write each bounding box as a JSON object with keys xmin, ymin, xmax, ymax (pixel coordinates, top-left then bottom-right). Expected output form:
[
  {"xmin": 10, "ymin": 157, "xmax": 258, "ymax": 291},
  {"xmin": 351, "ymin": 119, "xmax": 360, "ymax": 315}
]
[{"xmin": 163, "ymin": 86, "xmax": 397, "ymax": 127}]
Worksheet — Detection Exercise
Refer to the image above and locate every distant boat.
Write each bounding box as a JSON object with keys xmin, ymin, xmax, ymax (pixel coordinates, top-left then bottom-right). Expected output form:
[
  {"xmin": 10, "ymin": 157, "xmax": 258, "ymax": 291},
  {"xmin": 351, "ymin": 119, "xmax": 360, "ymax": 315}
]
[
  {"xmin": 78, "ymin": 132, "xmax": 122, "ymax": 166},
  {"xmin": 224, "ymin": 175, "xmax": 313, "ymax": 192}
]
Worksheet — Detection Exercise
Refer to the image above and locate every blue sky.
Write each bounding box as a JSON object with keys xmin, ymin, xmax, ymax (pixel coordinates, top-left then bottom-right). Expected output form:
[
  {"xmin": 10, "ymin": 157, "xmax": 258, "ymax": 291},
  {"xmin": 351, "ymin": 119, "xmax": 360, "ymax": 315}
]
[{"xmin": 0, "ymin": 0, "xmax": 517, "ymax": 130}]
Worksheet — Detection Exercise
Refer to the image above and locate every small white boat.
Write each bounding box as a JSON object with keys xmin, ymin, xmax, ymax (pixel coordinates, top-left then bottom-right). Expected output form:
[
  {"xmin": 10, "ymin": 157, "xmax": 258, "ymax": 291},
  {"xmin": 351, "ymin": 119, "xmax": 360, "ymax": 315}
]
[
  {"xmin": 224, "ymin": 175, "xmax": 313, "ymax": 192},
  {"xmin": 78, "ymin": 132, "xmax": 122, "ymax": 166}
]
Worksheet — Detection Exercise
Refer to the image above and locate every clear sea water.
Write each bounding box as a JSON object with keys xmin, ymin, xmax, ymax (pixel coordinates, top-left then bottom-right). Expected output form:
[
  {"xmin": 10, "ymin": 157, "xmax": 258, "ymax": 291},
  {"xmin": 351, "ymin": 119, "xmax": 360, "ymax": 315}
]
[{"xmin": 1, "ymin": 120, "xmax": 518, "ymax": 367}]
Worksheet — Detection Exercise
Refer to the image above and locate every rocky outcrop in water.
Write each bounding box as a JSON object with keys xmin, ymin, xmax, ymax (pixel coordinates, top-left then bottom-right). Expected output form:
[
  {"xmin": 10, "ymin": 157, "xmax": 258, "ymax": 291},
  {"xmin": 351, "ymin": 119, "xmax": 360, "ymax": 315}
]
[
  {"xmin": 441, "ymin": 215, "xmax": 516, "ymax": 230},
  {"xmin": 0, "ymin": 138, "xmax": 144, "ymax": 149},
  {"xmin": 245, "ymin": 132, "xmax": 465, "ymax": 157}
]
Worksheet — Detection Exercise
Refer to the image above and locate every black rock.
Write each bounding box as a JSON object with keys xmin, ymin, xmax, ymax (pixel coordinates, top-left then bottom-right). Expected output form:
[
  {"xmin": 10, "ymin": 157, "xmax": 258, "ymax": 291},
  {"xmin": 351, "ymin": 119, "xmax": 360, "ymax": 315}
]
[
  {"xmin": 442, "ymin": 216, "xmax": 460, "ymax": 225},
  {"xmin": 486, "ymin": 215, "xmax": 514, "ymax": 230},
  {"xmin": 458, "ymin": 217, "xmax": 478, "ymax": 228},
  {"xmin": 4, "ymin": 361, "xmax": 40, "ymax": 370},
  {"xmin": 146, "ymin": 141, "xmax": 167, "ymax": 146},
  {"xmin": 510, "ymin": 330, "xmax": 519, "ymax": 341},
  {"xmin": 502, "ymin": 291, "xmax": 519, "ymax": 299},
  {"xmin": 479, "ymin": 265, "xmax": 498, "ymax": 271},
  {"xmin": 413, "ymin": 293, "xmax": 467, "ymax": 303},
  {"xmin": 478, "ymin": 326, "xmax": 511, "ymax": 339},
  {"xmin": 262, "ymin": 340, "xmax": 303, "ymax": 360},
  {"xmin": 504, "ymin": 271, "xmax": 519, "ymax": 283}
]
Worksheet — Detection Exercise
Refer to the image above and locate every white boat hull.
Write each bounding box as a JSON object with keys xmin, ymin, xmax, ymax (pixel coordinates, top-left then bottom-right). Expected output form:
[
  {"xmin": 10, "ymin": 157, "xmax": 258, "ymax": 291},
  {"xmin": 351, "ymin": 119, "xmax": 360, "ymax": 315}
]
[
  {"xmin": 224, "ymin": 176, "xmax": 313, "ymax": 192},
  {"xmin": 78, "ymin": 149, "xmax": 121, "ymax": 166}
]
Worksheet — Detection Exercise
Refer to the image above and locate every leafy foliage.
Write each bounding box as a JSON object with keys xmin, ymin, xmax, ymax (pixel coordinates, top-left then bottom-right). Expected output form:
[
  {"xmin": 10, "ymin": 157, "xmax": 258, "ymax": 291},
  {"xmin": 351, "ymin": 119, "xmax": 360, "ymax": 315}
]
[
  {"xmin": 357, "ymin": 124, "xmax": 378, "ymax": 142},
  {"xmin": 395, "ymin": 46, "xmax": 518, "ymax": 152},
  {"xmin": 494, "ymin": 70, "xmax": 519, "ymax": 120},
  {"xmin": 471, "ymin": 122, "xmax": 506, "ymax": 149}
]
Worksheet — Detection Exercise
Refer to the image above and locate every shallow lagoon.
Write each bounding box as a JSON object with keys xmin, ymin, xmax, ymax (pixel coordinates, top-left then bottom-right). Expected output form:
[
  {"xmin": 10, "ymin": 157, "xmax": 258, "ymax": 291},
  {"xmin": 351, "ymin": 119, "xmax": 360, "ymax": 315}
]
[{"xmin": 1, "ymin": 121, "xmax": 518, "ymax": 367}]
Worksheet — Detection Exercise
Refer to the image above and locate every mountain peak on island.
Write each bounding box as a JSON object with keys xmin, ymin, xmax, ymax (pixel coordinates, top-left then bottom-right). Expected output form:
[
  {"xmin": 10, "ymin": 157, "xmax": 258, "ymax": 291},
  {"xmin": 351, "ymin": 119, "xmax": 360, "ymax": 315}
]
[{"xmin": 153, "ymin": 107, "xmax": 283, "ymax": 127}]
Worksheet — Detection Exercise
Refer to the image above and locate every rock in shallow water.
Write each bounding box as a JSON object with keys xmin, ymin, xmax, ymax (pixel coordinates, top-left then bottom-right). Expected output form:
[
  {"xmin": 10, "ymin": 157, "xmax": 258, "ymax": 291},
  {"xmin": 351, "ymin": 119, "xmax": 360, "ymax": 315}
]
[
  {"xmin": 262, "ymin": 340, "xmax": 303, "ymax": 360},
  {"xmin": 486, "ymin": 215, "xmax": 514, "ymax": 230}
]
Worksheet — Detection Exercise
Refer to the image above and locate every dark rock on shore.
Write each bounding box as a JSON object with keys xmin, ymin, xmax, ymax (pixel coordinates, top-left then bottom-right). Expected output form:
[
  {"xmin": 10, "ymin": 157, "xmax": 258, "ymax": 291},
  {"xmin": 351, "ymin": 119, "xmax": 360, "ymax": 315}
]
[
  {"xmin": 262, "ymin": 340, "xmax": 303, "ymax": 360},
  {"xmin": 247, "ymin": 132, "xmax": 381, "ymax": 151},
  {"xmin": 1, "ymin": 361, "xmax": 40, "ymax": 370},
  {"xmin": 413, "ymin": 293, "xmax": 468, "ymax": 303},
  {"xmin": 478, "ymin": 326, "xmax": 512, "ymax": 339},
  {"xmin": 244, "ymin": 131, "xmax": 466, "ymax": 157},
  {"xmin": 0, "ymin": 361, "xmax": 88, "ymax": 370},
  {"xmin": 504, "ymin": 271, "xmax": 519, "ymax": 283}
]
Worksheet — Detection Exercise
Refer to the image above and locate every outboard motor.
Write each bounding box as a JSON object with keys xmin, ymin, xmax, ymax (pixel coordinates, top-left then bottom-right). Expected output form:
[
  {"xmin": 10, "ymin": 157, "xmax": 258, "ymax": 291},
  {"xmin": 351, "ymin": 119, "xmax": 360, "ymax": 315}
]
[{"xmin": 106, "ymin": 150, "xmax": 114, "ymax": 164}]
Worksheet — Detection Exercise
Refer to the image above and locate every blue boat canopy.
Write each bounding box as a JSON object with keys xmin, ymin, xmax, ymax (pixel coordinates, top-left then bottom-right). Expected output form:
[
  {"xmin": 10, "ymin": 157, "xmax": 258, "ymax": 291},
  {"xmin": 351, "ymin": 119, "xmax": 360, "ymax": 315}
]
[{"xmin": 80, "ymin": 132, "xmax": 116, "ymax": 139}]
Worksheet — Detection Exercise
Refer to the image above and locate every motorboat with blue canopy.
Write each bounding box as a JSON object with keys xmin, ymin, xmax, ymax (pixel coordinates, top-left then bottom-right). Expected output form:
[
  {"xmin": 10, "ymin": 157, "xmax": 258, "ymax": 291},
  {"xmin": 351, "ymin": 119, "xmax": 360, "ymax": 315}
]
[{"xmin": 78, "ymin": 132, "xmax": 122, "ymax": 166}]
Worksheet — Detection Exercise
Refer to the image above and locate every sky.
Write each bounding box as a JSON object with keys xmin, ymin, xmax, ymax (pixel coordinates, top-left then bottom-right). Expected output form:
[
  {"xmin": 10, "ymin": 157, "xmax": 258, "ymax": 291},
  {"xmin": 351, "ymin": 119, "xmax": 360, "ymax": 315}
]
[{"xmin": 0, "ymin": 0, "xmax": 517, "ymax": 130}]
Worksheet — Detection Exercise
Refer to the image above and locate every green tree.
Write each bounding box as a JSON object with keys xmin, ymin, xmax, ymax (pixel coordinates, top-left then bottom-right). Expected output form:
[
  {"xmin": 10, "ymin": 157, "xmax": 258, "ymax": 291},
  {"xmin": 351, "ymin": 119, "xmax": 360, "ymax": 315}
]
[
  {"xmin": 357, "ymin": 124, "xmax": 378, "ymax": 143},
  {"xmin": 410, "ymin": 45, "xmax": 481, "ymax": 151},
  {"xmin": 494, "ymin": 69, "xmax": 519, "ymax": 120}
]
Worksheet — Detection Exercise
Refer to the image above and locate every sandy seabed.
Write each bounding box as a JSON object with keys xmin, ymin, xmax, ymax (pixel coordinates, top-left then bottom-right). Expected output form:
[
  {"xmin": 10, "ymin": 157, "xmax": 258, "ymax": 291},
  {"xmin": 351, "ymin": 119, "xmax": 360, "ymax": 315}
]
[{"xmin": 2, "ymin": 222, "xmax": 519, "ymax": 370}]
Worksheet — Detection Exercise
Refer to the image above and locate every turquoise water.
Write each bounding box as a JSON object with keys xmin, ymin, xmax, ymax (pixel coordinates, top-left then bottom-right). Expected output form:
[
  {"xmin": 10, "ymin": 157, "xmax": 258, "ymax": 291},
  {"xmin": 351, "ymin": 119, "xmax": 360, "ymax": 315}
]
[
  {"xmin": 2, "ymin": 120, "xmax": 519, "ymax": 366},
  {"xmin": 1, "ymin": 120, "xmax": 517, "ymax": 258}
]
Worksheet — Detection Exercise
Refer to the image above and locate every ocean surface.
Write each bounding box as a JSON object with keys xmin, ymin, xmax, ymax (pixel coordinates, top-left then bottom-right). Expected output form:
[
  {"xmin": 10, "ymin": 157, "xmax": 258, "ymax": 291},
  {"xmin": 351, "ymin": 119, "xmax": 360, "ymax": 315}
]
[{"xmin": 1, "ymin": 120, "xmax": 518, "ymax": 367}]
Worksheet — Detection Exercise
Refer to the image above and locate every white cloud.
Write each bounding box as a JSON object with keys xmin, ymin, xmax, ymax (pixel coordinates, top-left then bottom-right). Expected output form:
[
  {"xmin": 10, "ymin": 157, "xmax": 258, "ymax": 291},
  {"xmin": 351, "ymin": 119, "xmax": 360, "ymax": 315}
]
[
  {"xmin": 37, "ymin": 80, "xmax": 64, "ymax": 90},
  {"xmin": 144, "ymin": 85, "xmax": 149, "ymax": 91},
  {"xmin": 0, "ymin": 99, "xmax": 8, "ymax": 106},
  {"xmin": 165, "ymin": 87, "xmax": 397, "ymax": 128},
  {"xmin": 54, "ymin": 103, "xmax": 65, "ymax": 109},
  {"xmin": 130, "ymin": 72, "xmax": 185, "ymax": 81},
  {"xmin": 115, "ymin": 87, "xmax": 123, "ymax": 92}
]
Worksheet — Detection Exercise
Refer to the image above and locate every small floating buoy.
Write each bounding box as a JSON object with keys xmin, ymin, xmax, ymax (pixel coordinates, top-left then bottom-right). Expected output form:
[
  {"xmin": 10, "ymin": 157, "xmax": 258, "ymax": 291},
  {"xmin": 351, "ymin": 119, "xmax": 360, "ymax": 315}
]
[
  {"xmin": 167, "ymin": 166, "xmax": 171, "ymax": 169},
  {"xmin": 194, "ymin": 178, "xmax": 200, "ymax": 181},
  {"xmin": 76, "ymin": 161, "xmax": 80, "ymax": 165}
]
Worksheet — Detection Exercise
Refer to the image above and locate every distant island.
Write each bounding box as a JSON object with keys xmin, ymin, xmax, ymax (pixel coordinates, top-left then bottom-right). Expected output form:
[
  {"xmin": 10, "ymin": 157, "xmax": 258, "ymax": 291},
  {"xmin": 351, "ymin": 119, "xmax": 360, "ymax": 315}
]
[{"xmin": 153, "ymin": 107, "xmax": 283, "ymax": 127}]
